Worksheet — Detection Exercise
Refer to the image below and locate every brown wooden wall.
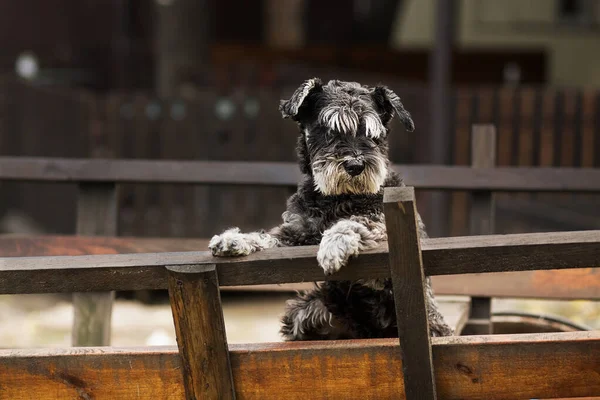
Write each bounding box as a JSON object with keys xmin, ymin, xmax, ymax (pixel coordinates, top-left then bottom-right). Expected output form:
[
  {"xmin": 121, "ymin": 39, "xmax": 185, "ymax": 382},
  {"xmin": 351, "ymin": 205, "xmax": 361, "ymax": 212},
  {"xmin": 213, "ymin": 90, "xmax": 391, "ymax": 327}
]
[
  {"xmin": 0, "ymin": 78, "xmax": 598, "ymax": 238},
  {"xmin": 450, "ymin": 86, "xmax": 600, "ymax": 236}
]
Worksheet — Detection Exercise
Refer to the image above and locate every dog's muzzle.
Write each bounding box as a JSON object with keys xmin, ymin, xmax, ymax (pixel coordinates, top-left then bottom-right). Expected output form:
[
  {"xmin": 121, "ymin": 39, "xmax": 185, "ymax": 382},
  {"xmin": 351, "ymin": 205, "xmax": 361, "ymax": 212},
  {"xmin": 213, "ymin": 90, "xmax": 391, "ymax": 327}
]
[{"xmin": 343, "ymin": 159, "xmax": 365, "ymax": 177}]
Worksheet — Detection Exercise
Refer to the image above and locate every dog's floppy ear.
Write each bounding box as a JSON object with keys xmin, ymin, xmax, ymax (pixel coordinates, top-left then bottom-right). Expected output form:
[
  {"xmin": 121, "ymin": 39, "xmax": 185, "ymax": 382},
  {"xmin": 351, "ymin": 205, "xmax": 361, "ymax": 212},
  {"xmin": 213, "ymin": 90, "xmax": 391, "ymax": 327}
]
[
  {"xmin": 371, "ymin": 86, "xmax": 415, "ymax": 132},
  {"xmin": 279, "ymin": 77, "xmax": 323, "ymax": 120}
]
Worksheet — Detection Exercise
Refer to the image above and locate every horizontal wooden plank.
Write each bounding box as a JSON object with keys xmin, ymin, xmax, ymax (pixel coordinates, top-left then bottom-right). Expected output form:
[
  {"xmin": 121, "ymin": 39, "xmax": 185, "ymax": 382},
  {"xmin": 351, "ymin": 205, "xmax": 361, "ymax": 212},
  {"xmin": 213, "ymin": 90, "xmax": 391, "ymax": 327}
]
[
  {"xmin": 0, "ymin": 157, "xmax": 599, "ymax": 191},
  {"xmin": 0, "ymin": 157, "xmax": 302, "ymax": 186},
  {"xmin": 0, "ymin": 235, "xmax": 209, "ymax": 257},
  {"xmin": 1, "ymin": 332, "xmax": 599, "ymax": 399},
  {"xmin": 0, "ymin": 230, "xmax": 598, "ymax": 294},
  {"xmin": 3, "ymin": 235, "xmax": 599, "ymax": 299},
  {"xmin": 432, "ymin": 268, "xmax": 600, "ymax": 300},
  {"xmin": 242, "ymin": 269, "xmax": 600, "ymax": 300}
]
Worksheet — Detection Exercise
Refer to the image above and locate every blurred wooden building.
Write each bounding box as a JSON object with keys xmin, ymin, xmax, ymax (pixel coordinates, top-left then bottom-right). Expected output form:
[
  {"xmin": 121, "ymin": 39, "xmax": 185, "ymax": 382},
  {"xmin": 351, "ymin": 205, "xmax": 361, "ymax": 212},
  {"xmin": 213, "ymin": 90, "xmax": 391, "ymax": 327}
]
[
  {"xmin": 0, "ymin": 0, "xmax": 598, "ymax": 238},
  {"xmin": 0, "ymin": 0, "xmax": 558, "ymax": 90}
]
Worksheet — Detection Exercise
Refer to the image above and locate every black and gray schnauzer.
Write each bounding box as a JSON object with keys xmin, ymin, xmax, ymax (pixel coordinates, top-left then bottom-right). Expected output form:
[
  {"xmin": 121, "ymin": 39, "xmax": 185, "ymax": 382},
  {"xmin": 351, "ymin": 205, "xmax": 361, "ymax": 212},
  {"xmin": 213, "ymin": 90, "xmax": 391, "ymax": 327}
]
[{"xmin": 209, "ymin": 78, "xmax": 453, "ymax": 340}]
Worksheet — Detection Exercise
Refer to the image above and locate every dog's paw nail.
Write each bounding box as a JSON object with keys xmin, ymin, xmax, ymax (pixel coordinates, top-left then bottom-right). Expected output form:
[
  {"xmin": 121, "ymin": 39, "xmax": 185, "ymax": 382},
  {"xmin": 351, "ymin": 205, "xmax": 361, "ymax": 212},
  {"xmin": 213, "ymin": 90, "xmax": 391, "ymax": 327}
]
[{"xmin": 318, "ymin": 257, "xmax": 344, "ymax": 276}]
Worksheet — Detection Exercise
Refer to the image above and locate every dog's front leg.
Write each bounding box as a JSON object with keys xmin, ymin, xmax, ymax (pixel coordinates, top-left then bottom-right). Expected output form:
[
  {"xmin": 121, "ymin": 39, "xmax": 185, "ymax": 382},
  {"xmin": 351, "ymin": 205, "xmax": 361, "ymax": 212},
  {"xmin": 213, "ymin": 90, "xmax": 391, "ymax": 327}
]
[
  {"xmin": 317, "ymin": 216, "xmax": 386, "ymax": 275},
  {"xmin": 209, "ymin": 228, "xmax": 280, "ymax": 257}
]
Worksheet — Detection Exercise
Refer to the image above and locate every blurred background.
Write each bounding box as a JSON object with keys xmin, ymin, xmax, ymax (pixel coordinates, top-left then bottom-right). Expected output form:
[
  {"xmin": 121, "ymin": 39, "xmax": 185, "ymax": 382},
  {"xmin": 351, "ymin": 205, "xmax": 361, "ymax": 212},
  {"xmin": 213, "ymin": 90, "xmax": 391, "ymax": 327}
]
[{"xmin": 0, "ymin": 0, "xmax": 599, "ymax": 347}]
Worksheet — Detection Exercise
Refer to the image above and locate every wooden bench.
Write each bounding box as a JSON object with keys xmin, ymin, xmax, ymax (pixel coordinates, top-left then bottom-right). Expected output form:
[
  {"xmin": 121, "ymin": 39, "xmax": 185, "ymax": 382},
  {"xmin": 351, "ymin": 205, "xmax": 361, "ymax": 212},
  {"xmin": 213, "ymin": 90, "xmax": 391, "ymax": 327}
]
[
  {"xmin": 1, "ymin": 124, "xmax": 600, "ymax": 346},
  {"xmin": 1, "ymin": 187, "xmax": 599, "ymax": 399}
]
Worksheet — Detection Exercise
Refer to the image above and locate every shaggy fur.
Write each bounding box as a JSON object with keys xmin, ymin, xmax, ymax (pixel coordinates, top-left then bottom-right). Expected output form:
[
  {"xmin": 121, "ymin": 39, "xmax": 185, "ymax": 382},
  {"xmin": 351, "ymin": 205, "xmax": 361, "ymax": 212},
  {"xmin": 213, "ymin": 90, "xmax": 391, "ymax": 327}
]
[{"xmin": 209, "ymin": 78, "xmax": 454, "ymax": 340}]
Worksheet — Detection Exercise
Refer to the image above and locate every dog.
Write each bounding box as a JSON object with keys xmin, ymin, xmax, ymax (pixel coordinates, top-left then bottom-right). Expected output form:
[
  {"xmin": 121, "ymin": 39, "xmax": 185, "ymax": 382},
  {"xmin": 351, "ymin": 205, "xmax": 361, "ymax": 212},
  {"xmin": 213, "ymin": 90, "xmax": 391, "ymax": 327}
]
[{"xmin": 209, "ymin": 78, "xmax": 454, "ymax": 340}]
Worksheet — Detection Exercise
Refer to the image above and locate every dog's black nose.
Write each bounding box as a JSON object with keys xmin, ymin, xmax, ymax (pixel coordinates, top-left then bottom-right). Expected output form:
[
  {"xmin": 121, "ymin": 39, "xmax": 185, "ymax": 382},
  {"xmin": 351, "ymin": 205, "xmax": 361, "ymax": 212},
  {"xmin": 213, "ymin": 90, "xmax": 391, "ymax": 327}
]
[{"xmin": 343, "ymin": 159, "xmax": 365, "ymax": 176}]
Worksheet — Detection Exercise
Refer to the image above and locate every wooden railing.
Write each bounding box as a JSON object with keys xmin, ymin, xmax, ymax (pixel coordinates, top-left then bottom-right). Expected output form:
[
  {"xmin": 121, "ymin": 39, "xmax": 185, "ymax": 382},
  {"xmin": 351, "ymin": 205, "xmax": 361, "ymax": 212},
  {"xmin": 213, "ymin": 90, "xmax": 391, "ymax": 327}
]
[
  {"xmin": 2, "ymin": 230, "xmax": 597, "ymax": 293},
  {"xmin": 3, "ymin": 77, "xmax": 599, "ymax": 236},
  {"xmin": 1, "ymin": 156, "xmax": 598, "ymax": 191},
  {"xmin": 0, "ymin": 187, "xmax": 599, "ymax": 399},
  {"xmin": 1, "ymin": 124, "xmax": 600, "ymax": 347}
]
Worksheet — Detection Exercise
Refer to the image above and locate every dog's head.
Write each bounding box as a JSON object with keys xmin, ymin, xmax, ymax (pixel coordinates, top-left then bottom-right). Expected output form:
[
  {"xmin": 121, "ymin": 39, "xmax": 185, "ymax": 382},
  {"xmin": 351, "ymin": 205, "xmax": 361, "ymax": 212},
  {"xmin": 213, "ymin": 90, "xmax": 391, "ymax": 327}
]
[{"xmin": 280, "ymin": 78, "xmax": 414, "ymax": 196}]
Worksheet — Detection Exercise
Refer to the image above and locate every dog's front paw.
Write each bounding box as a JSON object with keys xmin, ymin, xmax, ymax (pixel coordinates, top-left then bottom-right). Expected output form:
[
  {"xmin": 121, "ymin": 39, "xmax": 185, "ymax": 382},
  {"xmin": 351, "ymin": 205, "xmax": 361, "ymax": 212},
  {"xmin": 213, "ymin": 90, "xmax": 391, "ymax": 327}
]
[
  {"xmin": 317, "ymin": 231, "xmax": 361, "ymax": 275},
  {"xmin": 209, "ymin": 228, "xmax": 252, "ymax": 257}
]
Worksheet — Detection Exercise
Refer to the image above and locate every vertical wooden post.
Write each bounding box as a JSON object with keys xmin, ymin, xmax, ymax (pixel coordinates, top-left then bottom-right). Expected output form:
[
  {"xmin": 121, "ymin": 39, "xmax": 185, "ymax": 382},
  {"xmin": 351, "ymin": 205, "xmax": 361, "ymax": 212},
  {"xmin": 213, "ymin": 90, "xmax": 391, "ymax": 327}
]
[
  {"xmin": 72, "ymin": 182, "xmax": 117, "ymax": 346},
  {"xmin": 154, "ymin": 0, "xmax": 210, "ymax": 97},
  {"xmin": 167, "ymin": 264, "xmax": 236, "ymax": 400},
  {"xmin": 469, "ymin": 124, "xmax": 496, "ymax": 235},
  {"xmin": 384, "ymin": 186, "xmax": 437, "ymax": 400},
  {"xmin": 463, "ymin": 124, "xmax": 497, "ymax": 335}
]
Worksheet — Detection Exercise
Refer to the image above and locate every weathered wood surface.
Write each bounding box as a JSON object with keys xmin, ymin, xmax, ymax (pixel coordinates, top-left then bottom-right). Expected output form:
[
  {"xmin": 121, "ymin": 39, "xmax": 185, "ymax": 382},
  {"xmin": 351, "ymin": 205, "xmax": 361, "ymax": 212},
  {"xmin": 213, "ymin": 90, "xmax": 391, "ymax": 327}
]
[
  {"xmin": 464, "ymin": 125, "xmax": 496, "ymax": 335},
  {"xmin": 2, "ymin": 235, "xmax": 599, "ymax": 299},
  {"xmin": 384, "ymin": 186, "xmax": 437, "ymax": 399},
  {"xmin": 431, "ymin": 267, "xmax": 600, "ymax": 300},
  {"xmin": 168, "ymin": 264, "xmax": 235, "ymax": 399},
  {"xmin": 0, "ymin": 235, "xmax": 209, "ymax": 257},
  {"xmin": 72, "ymin": 183, "xmax": 117, "ymax": 347},
  {"xmin": 71, "ymin": 292, "xmax": 115, "ymax": 347},
  {"xmin": 0, "ymin": 157, "xmax": 300, "ymax": 186},
  {"xmin": 469, "ymin": 124, "xmax": 497, "ymax": 236},
  {"xmin": 0, "ymin": 230, "xmax": 598, "ymax": 294},
  {"xmin": 1, "ymin": 156, "xmax": 599, "ymax": 192},
  {"xmin": 0, "ymin": 332, "xmax": 599, "ymax": 399}
]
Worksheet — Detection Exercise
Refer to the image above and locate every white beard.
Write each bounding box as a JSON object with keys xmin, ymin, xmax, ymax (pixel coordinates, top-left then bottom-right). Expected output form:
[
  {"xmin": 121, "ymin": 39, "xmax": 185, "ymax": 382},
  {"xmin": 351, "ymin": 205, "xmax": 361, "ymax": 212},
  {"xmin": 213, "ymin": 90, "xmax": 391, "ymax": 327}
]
[{"xmin": 312, "ymin": 156, "xmax": 387, "ymax": 195}]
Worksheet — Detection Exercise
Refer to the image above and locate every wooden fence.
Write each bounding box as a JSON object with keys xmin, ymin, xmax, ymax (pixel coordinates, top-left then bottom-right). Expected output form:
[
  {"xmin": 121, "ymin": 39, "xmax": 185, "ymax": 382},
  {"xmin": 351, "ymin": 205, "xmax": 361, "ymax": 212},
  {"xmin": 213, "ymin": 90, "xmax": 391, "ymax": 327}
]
[
  {"xmin": 1, "ymin": 124, "xmax": 600, "ymax": 346},
  {"xmin": 0, "ymin": 187, "xmax": 599, "ymax": 399},
  {"xmin": 452, "ymin": 86, "xmax": 600, "ymax": 236},
  {"xmin": 1, "ymin": 78, "xmax": 599, "ymax": 237}
]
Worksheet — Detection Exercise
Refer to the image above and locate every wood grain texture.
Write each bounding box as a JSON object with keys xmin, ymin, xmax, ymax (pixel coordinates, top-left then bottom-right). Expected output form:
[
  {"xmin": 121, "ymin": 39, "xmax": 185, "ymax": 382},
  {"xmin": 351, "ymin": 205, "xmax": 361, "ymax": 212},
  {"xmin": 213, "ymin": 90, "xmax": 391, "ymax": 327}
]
[
  {"xmin": 1, "ymin": 332, "xmax": 599, "ymax": 399},
  {"xmin": 72, "ymin": 183, "xmax": 117, "ymax": 347},
  {"xmin": 72, "ymin": 291, "xmax": 115, "ymax": 347},
  {"xmin": 431, "ymin": 268, "xmax": 600, "ymax": 300},
  {"xmin": 1, "ymin": 235, "xmax": 599, "ymax": 299},
  {"xmin": 0, "ymin": 156, "xmax": 599, "ymax": 192},
  {"xmin": 168, "ymin": 264, "xmax": 235, "ymax": 400},
  {"xmin": 0, "ymin": 230, "xmax": 598, "ymax": 294},
  {"xmin": 0, "ymin": 235, "xmax": 210, "ymax": 257},
  {"xmin": 384, "ymin": 186, "xmax": 437, "ymax": 399}
]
